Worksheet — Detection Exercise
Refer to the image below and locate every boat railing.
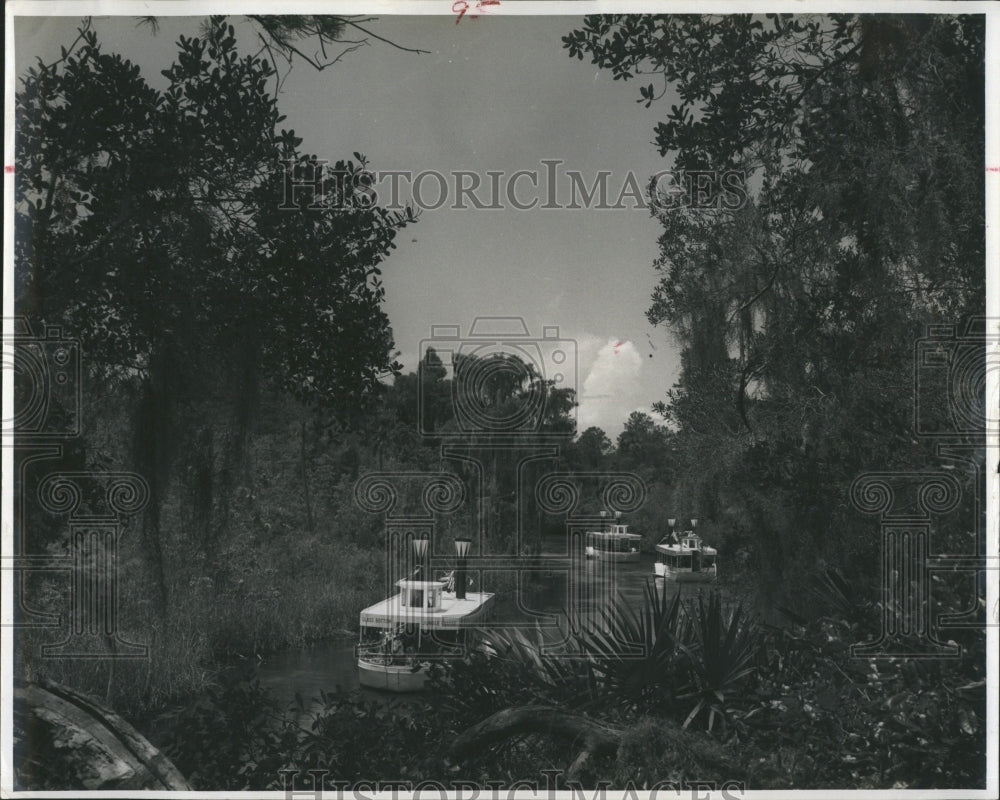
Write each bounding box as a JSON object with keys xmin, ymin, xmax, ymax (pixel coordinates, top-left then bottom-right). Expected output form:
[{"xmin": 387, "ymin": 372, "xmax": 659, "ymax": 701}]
[
  {"xmin": 356, "ymin": 645, "xmax": 418, "ymax": 668},
  {"xmin": 357, "ymin": 621, "xmax": 411, "ymax": 665}
]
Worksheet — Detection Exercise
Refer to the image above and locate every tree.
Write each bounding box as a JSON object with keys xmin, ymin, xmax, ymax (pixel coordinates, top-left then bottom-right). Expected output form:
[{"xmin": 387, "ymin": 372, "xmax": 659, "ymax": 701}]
[
  {"xmin": 136, "ymin": 14, "xmax": 428, "ymax": 80},
  {"xmin": 616, "ymin": 412, "xmax": 668, "ymax": 470},
  {"xmin": 15, "ymin": 17, "xmax": 413, "ymax": 616},
  {"xmin": 565, "ymin": 14, "xmax": 985, "ymax": 599},
  {"xmin": 566, "ymin": 426, "xmax": 614, "ymax": 470}
]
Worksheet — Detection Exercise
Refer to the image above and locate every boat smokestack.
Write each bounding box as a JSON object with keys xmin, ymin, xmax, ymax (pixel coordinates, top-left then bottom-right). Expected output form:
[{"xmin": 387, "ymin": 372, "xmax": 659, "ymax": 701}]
[
  {"xmin": 454, "ymin": 538, "xmax": 471, "ymax": 600},
  {"xmin": 413, "ymin": 534, "xmax": 429, "ymax": 580}
]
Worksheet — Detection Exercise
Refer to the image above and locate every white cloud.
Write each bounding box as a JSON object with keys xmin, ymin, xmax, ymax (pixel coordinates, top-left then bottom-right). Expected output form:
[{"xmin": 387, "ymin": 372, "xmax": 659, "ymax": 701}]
[{"xmin": 576, "ymin": 337, "xmax": 645, "ymax": 439}]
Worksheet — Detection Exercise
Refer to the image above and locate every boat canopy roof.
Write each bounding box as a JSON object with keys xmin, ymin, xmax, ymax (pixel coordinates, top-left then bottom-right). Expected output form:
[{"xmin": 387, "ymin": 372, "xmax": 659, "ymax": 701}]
[{"xmin": 359, "ymin": 591, "xmax": 494, "ymax": 630}]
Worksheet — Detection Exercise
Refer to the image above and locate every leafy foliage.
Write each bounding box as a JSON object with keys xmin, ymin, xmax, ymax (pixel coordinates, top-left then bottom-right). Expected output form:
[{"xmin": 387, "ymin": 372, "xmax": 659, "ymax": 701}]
[
  {"xmin": 579, "ymin": 580, "xmax": 686, "ymax": 712},
  {"xmin": 674, "ymin": 592, "xmax": 757, "ymax": 732},
  {"xmin": 15, "ymin": 15, "xmax": 413, "ymax": 709},
  {"xmin": 563, "ymin": 13, "xmax": 986, "ymax": 607},
  {"xmin": 136, "ymin": 565, "xmax": 985, "ymax": 790},
  {"xmin": 742, "ymin": 614, "xmax": 986, "ymax": 787},
  {"xmin": 13, "ymin": 14, "xmax": 988, "ymax": 792},
  {"xmin": 16, "ymin": 17, "xmax": 411, "ymax": 408},
  {"xmin": 430, "ymin": 586, "xmax": 760, "ymax": 734}
]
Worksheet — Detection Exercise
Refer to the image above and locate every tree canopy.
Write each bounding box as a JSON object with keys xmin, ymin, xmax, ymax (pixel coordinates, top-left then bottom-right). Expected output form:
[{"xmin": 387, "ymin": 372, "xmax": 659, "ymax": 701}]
[
  {"xmin": 564, "ymin": 14, "xmax": 985, "ymax": 597},
  {"xmin": 16, "ymin": 16, "xmax": 413, "ymax": 409},
  {"xmin": 15, "ymin": 16, "xmax": 415, "ymax": 618}
]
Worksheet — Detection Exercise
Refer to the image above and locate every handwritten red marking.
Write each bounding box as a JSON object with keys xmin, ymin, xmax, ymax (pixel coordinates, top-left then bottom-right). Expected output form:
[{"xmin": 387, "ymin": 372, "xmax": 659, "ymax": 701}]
[
  {"xmin": 987, "ymin": 166, "xmax": 1000, "ymax": 173},
  {"xmin": 613, "ymin": 340, "xmax": 624, "ymax": 355},
  {"xmin": 4, "ymin": 166, "xmax": 13, "ymax": 174},
  {"xmin": 453, "ymin": 0, "xmax": 499, "ymax": 24}
]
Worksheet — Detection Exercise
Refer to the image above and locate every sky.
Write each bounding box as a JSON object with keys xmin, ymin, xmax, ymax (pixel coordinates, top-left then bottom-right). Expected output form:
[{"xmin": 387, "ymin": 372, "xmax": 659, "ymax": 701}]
[{"xmin": 13, "ymin": 12, "xmax": 684, "ymax": 439}]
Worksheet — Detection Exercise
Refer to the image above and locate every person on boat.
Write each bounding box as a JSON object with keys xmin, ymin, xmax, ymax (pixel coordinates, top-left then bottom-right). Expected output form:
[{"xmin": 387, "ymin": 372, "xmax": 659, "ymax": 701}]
[
  {"xmin": 400, "ymin": 629, "xmax": 419, "ymax": 654},
  {"xmin": 389, "ymin": 634, "xmax": 404, "ymax": 663}
]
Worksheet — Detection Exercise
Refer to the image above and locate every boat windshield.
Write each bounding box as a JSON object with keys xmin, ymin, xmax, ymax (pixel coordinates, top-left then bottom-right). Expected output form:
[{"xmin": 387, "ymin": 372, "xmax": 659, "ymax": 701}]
[{"xmin": 358, "ymin": 623, "xmax": 462, "ymax": 664}]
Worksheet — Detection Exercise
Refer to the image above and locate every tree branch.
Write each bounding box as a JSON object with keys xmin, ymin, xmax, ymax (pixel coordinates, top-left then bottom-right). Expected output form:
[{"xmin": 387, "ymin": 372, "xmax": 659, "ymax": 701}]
[
  {"xmin": 31, "ymin": 18, "xmax": 92, "ymax": 74},
  {"xmin": 342, "ymin": 20, "xmax": 429, "ymax": 55}
]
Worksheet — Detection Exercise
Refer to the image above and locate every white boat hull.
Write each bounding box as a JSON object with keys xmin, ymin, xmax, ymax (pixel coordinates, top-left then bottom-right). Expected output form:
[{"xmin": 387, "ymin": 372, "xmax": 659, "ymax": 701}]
[
  {"xmin": 357, "ymin": 658, "xmax": 428, "ymax": 692},
  {"xmin": 655, "ymin": 562, "xmax": 717, "ymax": 582}
]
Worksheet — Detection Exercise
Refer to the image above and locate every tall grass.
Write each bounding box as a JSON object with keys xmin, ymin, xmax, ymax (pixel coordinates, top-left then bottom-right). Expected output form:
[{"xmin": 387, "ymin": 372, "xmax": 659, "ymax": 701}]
[{"xmin": 18, "ymin": 529, "xmax": 386, "ymax": 717}]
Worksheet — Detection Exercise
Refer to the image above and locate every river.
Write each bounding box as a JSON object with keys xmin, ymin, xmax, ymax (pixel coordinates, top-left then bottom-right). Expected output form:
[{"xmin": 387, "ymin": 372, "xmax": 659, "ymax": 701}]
[{"xmin": 257, "ymin": 546, "xmax": 716, "ymax": 708}]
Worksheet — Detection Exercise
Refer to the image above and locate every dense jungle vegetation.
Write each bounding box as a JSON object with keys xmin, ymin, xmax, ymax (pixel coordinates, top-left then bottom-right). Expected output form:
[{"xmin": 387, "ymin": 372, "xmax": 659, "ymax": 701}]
[{"xmin": 12, "ymin": 13, "xmax": 987, "ymax": 790}]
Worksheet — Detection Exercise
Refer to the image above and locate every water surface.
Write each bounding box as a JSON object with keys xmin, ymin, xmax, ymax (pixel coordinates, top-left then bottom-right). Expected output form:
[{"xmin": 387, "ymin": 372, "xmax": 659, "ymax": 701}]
[{"xmin": 258, "ymin": 539, "xmax": 718, "ymax": 707}]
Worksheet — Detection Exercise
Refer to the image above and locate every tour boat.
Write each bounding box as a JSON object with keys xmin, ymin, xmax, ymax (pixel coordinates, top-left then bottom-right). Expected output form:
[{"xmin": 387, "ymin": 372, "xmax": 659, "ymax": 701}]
[
  {"xmin": 654, "ymin": 531, "xmax": 718, "ymax": 583},
  {"xmin": 356, "ymin": 578, "xmax": 494, "ymax": 692},
  {"xmin": 584, "ymin": 520, "xmax": 642, "ymax": 562}
]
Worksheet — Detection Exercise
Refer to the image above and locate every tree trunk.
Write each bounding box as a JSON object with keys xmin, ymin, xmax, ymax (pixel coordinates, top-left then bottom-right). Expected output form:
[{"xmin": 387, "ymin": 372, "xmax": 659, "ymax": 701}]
[
  {"xmin": 300, "ymin": 419, "xmax": 315, "ymax": 535},
  {"xmin": 132, "ymin": 372, "xmax": 171, "ymax": 619},
  {"xmin": 449, "ymin": 705, "xmax": 622, "ymax": 780}
]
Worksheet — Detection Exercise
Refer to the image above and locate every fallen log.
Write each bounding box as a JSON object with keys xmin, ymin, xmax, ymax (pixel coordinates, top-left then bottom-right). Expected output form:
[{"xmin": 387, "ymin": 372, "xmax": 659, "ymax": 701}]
[
  {"xmin": 449, "ymin": 704, "xmax": 622, "ymax": 779},
  {"xmin": 12, "ymin": 678, "xmax": 191, "ymax": 791}
]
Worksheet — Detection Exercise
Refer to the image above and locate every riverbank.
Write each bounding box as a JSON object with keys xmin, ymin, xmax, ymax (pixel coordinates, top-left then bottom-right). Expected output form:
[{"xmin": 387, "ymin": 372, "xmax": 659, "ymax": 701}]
[{"xmin": 128, "ymin": 577, "xmax": 986, "ymax": 791}]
